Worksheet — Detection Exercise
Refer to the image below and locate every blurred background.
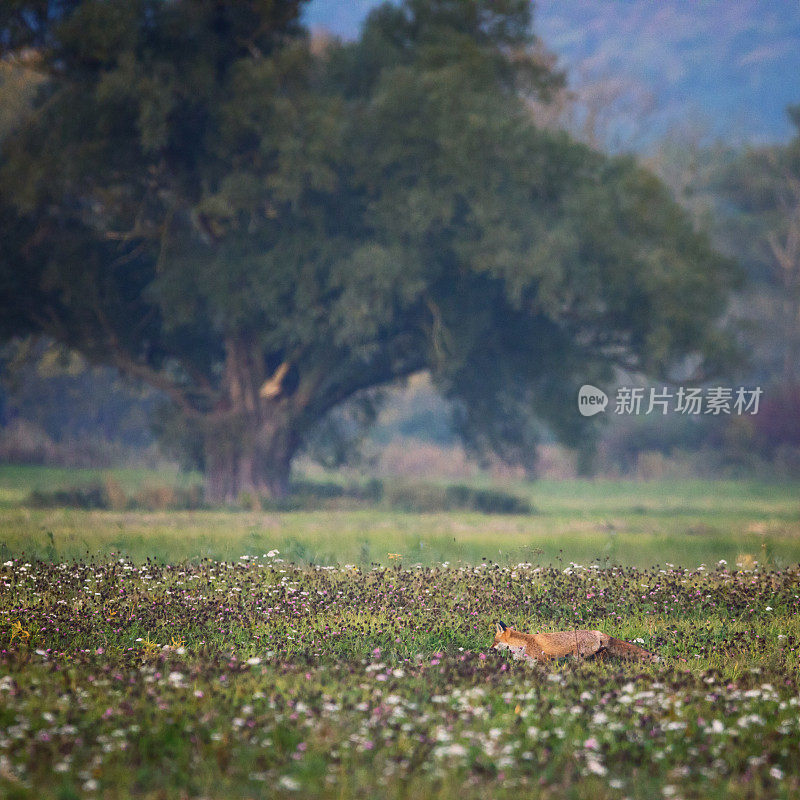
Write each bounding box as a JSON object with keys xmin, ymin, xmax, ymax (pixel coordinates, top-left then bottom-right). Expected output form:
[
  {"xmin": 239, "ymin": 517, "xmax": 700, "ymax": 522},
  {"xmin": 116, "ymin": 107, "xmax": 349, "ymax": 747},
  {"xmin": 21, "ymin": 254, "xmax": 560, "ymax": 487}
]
[{"xmin": 1, "ymin": 0, "xmax": 799, "ymax": 516}]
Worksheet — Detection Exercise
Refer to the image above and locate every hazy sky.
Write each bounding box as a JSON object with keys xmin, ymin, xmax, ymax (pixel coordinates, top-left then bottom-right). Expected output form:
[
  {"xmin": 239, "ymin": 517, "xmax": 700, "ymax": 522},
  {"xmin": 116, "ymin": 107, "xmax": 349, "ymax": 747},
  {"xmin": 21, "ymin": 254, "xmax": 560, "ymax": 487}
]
[{"xmin": 304, "ymin": 0, "xmax": 800, "ymax": 145}]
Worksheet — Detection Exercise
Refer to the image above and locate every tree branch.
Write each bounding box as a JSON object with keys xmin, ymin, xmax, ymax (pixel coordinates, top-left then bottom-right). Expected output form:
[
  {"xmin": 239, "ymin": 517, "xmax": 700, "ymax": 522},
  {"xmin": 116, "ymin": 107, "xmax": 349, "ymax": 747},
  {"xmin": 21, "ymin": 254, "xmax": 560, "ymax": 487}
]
[{"xmin": 306, "ymin": 349, "xmax": 427, "ymax": 422}]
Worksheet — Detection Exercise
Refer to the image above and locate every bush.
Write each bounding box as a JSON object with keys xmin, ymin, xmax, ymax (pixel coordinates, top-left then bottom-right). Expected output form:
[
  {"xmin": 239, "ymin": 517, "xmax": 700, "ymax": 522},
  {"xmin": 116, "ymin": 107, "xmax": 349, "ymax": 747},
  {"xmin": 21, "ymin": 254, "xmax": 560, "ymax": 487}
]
[
  {"xmin": 25, "ymin": 475, "xmax": 530, "ymax": 514},
  {"xmin": 256, "ymin": 478, "xmax": 531, "ymax": 514},
  {"xmin": 27, "ymin": 481, "xmax": 204, "ymax": 511},
  {"xmin": 29, "ymin": 484, "xmax": 109, "ymax": 510},
  {"xmin": 443, "ymin": 484, "xmax": 533, "ymax": 514},
  {"xmin": 128, "ymin": 485, "xmax": 204, "ymax": 511},
  {"xmin": 381, "ymin": 480, "xmax": 532, "ymax": 514}
]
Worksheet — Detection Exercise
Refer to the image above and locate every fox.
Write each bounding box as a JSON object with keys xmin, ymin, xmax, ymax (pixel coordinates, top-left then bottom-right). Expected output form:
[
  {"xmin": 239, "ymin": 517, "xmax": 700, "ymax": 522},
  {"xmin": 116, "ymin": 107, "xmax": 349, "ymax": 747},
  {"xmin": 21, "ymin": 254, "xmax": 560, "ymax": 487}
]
[{"xmin": 491, "ymin": 621, "xmax": 661, "ymax": 664}]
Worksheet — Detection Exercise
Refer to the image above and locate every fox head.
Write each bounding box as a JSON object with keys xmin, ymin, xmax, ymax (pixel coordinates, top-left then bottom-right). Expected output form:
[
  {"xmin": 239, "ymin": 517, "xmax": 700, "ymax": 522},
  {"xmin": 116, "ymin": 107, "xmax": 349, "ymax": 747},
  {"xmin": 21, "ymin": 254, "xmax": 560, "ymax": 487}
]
[{"xmin": 491, "ymin": 620, "xmax": 511, "ymax": 649}]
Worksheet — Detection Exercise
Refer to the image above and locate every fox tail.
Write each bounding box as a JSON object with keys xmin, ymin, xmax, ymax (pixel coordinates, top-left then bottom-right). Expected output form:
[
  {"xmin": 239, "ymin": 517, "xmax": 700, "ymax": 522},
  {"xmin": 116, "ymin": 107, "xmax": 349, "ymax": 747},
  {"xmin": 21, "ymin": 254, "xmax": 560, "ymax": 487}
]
[{"xmin": 605, "ymin": 637, "xmax": 662, "ymax": 663}]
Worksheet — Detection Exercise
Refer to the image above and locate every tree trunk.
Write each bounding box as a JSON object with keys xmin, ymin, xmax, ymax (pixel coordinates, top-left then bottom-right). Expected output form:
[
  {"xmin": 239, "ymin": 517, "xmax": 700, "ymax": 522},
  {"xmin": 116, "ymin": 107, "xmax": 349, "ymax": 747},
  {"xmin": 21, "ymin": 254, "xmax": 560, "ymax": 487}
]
[
  {"xmin": 203, "ymin": 413, "xmax": 297, "ymax": 505},
  {"xmin": 200, "ymin": 334, "xmax": 302, "ymax": 505}
]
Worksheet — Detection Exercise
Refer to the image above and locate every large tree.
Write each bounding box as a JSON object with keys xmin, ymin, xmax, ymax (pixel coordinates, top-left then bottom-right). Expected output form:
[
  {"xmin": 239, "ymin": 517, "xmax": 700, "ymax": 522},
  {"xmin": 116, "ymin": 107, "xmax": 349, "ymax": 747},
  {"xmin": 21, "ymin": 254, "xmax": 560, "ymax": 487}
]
[
  {"xmin": 713, "ymin": 108, "xmax": 800, "ymax": 387},
  {"xmin": 0, "ymin": 0, "xmax": 735, "ymax": 500}
]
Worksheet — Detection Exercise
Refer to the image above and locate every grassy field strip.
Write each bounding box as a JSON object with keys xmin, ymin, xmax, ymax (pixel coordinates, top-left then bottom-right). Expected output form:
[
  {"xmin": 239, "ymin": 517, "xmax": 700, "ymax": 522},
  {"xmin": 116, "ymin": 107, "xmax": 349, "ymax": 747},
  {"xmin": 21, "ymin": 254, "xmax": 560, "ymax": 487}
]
[{"xmin": 1, "ymin": 507, "xmax": 799, "ymax": 568}]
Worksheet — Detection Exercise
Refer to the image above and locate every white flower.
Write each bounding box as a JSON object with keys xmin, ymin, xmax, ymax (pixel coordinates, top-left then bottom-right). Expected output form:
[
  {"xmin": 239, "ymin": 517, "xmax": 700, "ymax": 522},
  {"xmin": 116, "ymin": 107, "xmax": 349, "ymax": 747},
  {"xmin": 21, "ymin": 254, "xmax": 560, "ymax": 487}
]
[
  {"xmin": 737, "ymin": 714, "xmax": 765, "ymax": 728},
  {"xmin": 246, "ymin": 657, "xmax": 262, "ymax": 666},
  {"xmin": 770, "ymin": 766, "xmax": 784, "ymax": 780},
  {"xmin": 435, "ymin": 743, "xmax": 467, "ymax": 758},
  {"xmin": 586, "ymin": 757, "xmax": 607, "ymax": 776},
  {"xmin": 278, "ymin": 776, "xmax": 300, "ymax": 791},
  {"xmin": 267, "ymin": 549, "xmax": 280, "ymax": 557}
]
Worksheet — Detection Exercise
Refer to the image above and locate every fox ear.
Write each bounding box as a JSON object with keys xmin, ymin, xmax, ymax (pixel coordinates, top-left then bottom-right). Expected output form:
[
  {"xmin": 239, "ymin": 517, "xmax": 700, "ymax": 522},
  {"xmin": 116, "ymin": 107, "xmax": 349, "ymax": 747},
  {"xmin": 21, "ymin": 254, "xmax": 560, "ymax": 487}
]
[{"xmin": 496, "ymin": 621, "xmax": 507, "ymax": 632}]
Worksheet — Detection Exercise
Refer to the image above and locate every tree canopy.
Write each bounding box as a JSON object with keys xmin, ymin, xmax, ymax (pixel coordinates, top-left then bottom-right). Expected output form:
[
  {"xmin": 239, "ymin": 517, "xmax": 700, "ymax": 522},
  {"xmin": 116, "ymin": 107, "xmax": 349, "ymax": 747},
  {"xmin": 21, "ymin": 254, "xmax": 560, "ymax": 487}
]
[{"xmin": 0, "ymin": 0, "xmax": 736, "ymax": 499}]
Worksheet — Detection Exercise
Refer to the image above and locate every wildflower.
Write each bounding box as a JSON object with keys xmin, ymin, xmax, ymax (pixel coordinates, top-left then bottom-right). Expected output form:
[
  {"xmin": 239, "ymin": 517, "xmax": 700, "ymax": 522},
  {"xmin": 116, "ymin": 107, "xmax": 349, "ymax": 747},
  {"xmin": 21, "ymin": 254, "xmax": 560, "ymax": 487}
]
[
  {"xmin": 435, "ymin": 743, "xmax": 467, "ymax": 758},
  {"xmin": 586, "ymin": 757, "xmax": 607, "ymax": 776},
  {"xmin": 9, "ymin": 620, "xmax": 30, "ymax": 643},
  {"xmin": 584, "ymin": 737, "xmax": 600, "ymax": 750}
]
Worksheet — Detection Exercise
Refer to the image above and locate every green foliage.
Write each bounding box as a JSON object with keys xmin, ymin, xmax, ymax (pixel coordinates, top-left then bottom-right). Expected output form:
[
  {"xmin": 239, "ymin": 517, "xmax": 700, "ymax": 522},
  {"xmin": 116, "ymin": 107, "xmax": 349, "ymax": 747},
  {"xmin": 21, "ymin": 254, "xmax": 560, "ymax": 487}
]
[
  {"xmin": 0, "ymin": 0, "xmax": 737, "ymax": 494},
  {"xmin": 679, "ymin": 106, "xmax": 800, "ymax": 388},
  {"xmin": 27, "ymin": 480, "xmax": 204, "ymax": 511}
]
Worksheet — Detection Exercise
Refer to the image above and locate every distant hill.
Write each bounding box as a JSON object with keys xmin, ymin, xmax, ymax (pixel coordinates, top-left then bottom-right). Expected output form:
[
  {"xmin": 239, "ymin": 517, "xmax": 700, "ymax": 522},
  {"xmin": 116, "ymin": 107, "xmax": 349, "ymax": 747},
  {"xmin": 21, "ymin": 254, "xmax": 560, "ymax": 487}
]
[{"xmin": 305, "ymin": 0, "xmax": 800, "ymax": 145}]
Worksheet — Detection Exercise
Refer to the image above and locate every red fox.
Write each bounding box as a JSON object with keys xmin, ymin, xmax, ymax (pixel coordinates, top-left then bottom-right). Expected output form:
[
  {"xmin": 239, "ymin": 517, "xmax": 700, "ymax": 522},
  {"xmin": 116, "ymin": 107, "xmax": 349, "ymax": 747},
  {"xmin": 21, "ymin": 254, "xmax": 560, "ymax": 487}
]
[{"xmin": 491, "ymin": 621, "xmax": 661, "ymax": 664}]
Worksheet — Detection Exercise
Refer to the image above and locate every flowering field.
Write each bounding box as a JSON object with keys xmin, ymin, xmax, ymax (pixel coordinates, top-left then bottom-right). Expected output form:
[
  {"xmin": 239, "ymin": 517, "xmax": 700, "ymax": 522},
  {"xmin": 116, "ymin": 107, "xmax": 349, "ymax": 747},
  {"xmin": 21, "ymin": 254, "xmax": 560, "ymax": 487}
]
[{"xmin": 1, "ymin": 555, "xmax": 799, "ymax": 799}]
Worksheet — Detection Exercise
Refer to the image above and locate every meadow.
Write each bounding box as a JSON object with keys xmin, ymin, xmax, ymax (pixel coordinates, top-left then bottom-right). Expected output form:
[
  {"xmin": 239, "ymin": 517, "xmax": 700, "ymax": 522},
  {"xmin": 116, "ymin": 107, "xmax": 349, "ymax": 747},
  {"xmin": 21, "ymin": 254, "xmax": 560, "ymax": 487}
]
[
  {"xmin": 1, "ymin": 468, "xmax": 799, "ymax": 798},
  {"xmin": 1, "ymin": 466, "xmax": 799, "ymax": 569}
]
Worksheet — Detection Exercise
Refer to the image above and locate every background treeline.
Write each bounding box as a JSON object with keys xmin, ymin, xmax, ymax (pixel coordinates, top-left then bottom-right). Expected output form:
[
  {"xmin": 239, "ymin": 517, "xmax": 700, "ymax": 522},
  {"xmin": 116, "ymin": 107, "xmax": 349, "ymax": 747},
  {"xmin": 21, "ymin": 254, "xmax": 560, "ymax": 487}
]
[
  {"xmin": 0, "ymin": 0, "xmax": 797, "ymax": 493},
  {"xmin": 4, "ymin": 117, "xmax": 799, "ymax": 481}
]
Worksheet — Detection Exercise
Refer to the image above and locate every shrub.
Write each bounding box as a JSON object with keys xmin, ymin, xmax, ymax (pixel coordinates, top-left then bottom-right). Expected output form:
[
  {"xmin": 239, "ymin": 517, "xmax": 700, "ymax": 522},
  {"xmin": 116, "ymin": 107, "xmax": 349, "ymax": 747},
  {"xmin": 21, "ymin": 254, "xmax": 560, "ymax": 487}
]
[
  {"xmin": 27, "ymin": 482, "xmax": 204, "ymax": 511},
  {"xmin": 28, "ymin": 484, "xmax": 109, "ymax": 510},
  {"xmin": 382, "ymin": 480, "xmax": 532, "ymax": 514}
]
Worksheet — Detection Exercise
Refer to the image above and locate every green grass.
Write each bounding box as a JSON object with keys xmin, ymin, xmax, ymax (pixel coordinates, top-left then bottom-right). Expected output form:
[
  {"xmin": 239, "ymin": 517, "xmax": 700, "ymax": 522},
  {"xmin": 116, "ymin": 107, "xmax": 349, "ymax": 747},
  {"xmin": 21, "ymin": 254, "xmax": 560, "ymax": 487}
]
[
  {"xmin": 0, "ymin": 469, "xmax": 798, "ymax": 568},
  {"xmin": 2, "ymin": 506, "xmax": 799, "ymax": 569}
]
